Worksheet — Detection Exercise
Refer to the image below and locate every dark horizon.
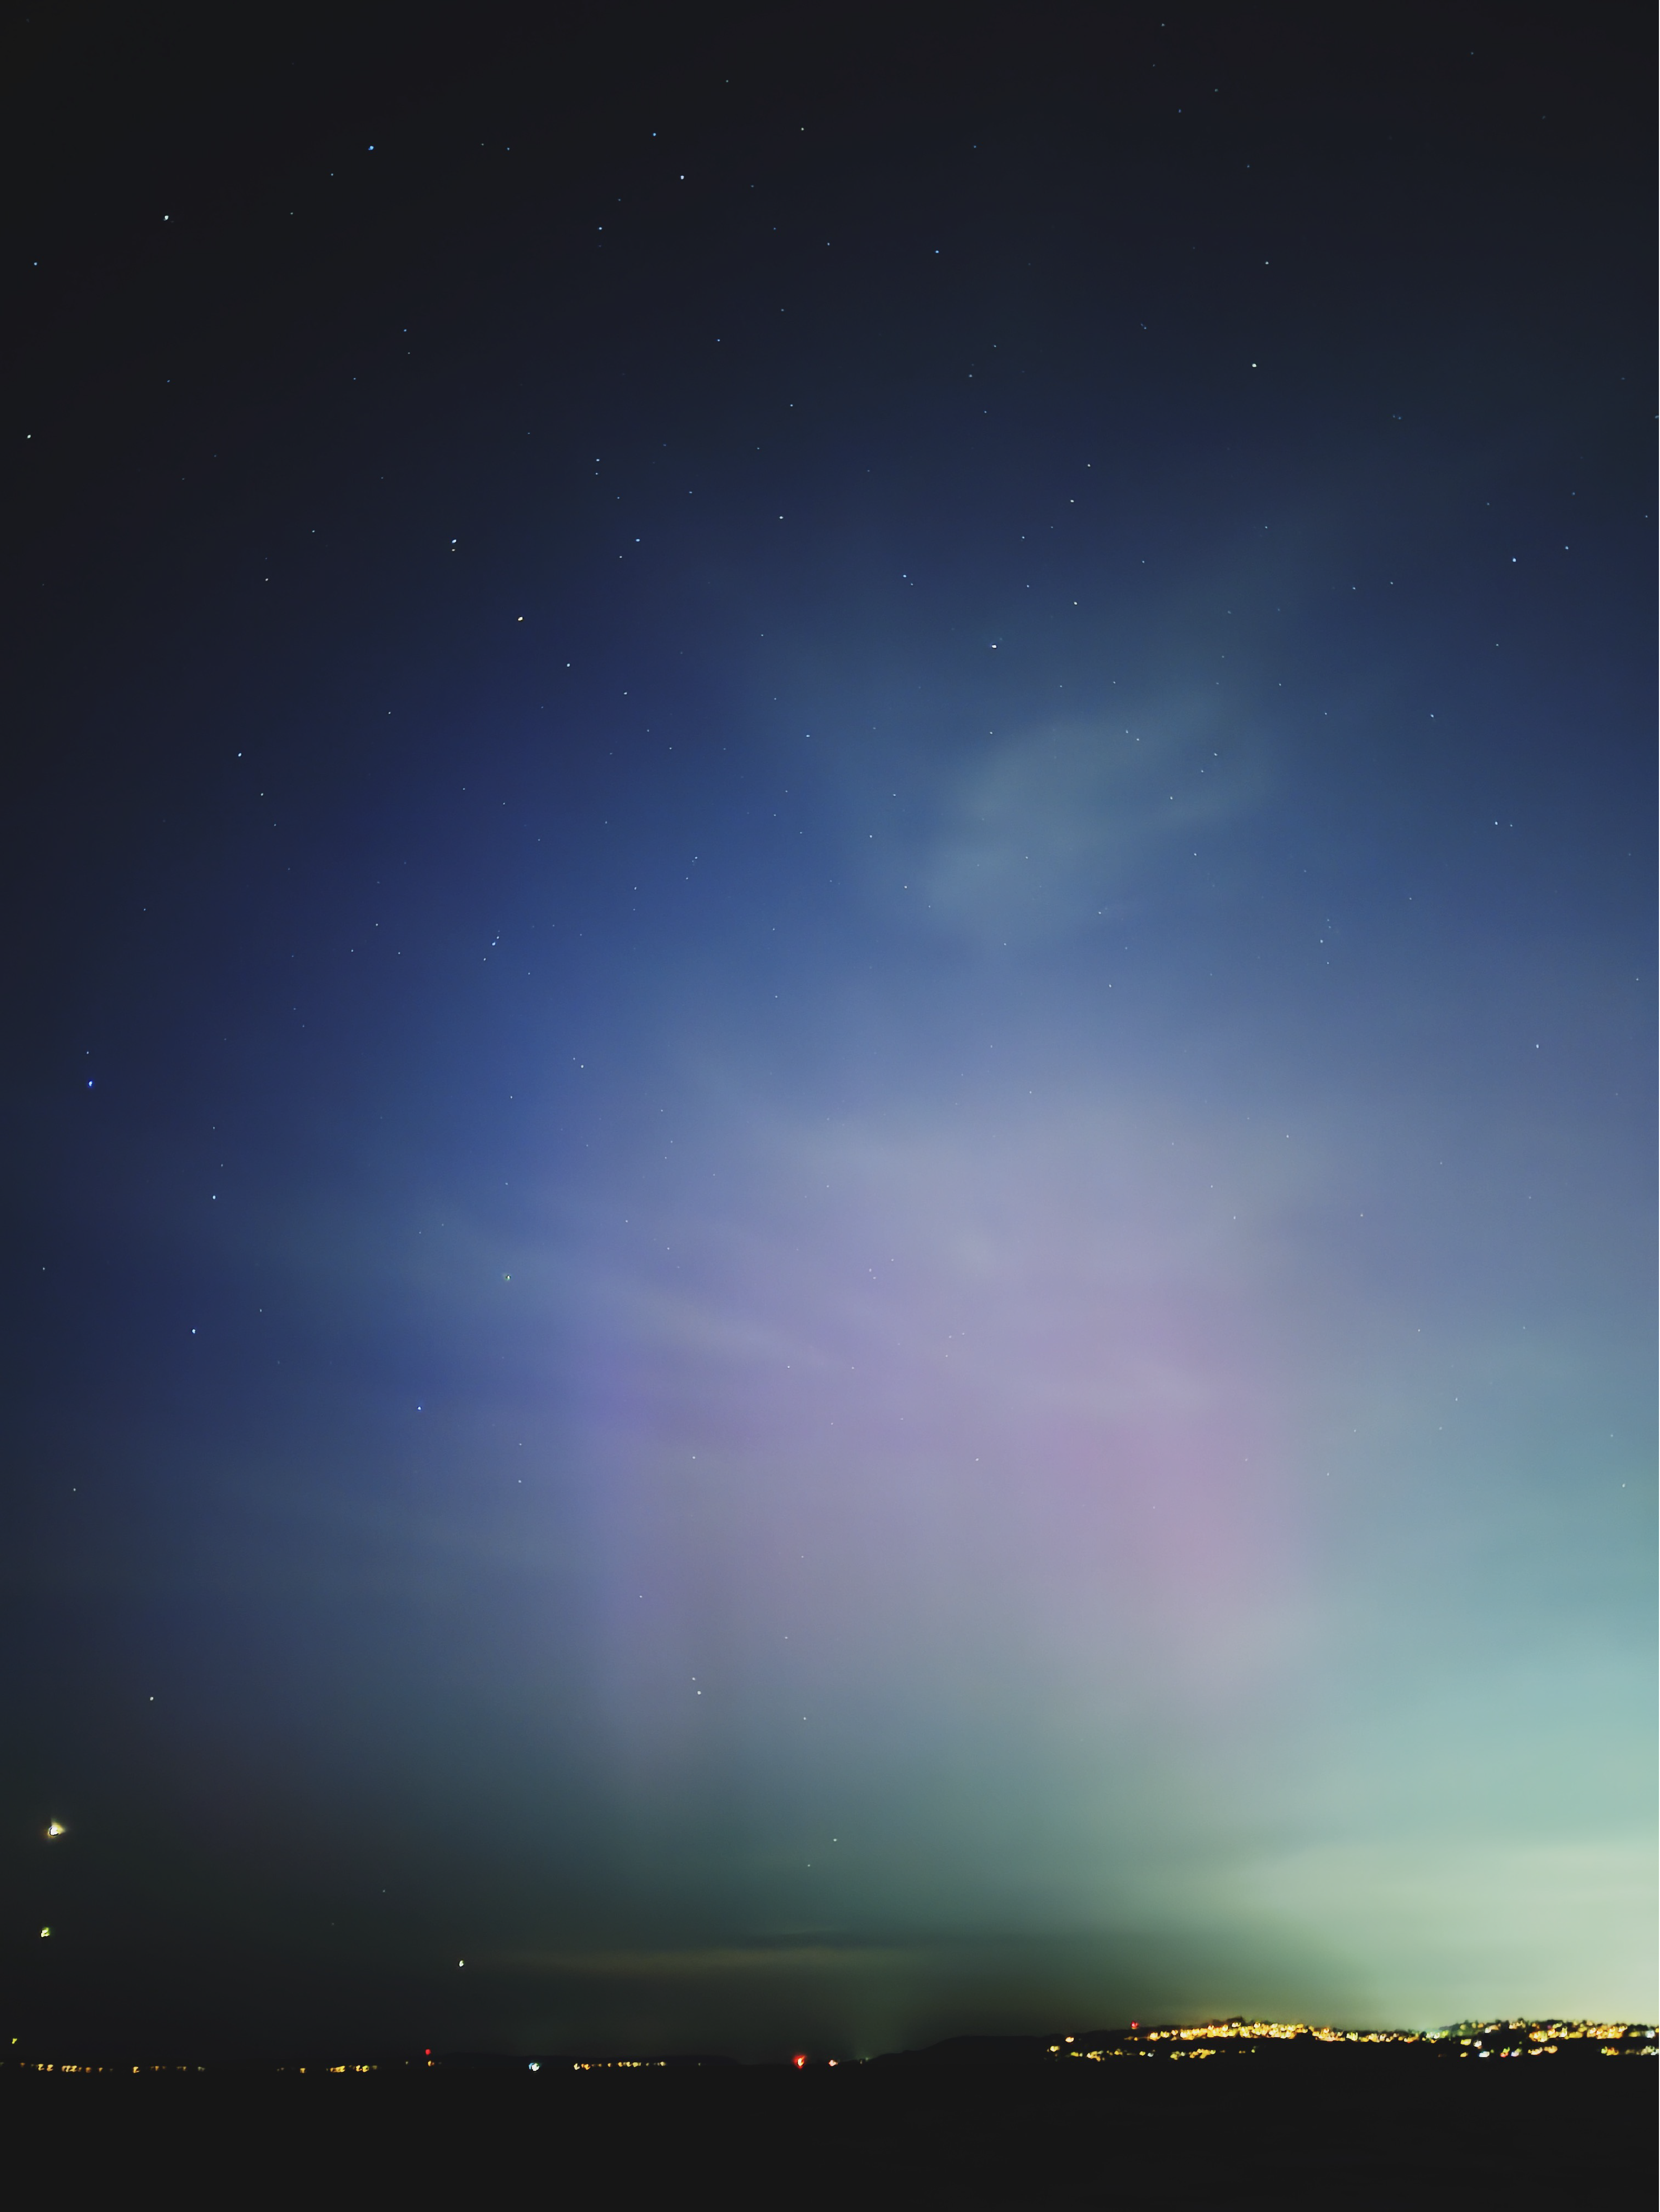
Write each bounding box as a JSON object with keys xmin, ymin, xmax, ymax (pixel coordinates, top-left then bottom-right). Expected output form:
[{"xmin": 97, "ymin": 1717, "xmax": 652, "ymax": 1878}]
[
  {"xmin": 11, "ymin": 2017, "xmax": 1657, "ymax": 2074},
  {"xmin": 4, "ymin": 2, "xmax": 1653, "ymax": 2066}
]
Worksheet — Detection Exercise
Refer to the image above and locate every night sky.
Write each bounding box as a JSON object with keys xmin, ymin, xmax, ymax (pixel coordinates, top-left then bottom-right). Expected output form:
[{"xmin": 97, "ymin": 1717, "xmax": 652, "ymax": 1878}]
[{"xmin": 4, "ymin": 5, "xmax": 1653, "ymax": 2062}]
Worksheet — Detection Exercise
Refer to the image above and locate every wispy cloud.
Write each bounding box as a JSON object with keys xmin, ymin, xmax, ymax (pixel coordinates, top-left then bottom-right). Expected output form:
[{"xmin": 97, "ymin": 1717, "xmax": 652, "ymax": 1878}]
[{"xmin": 895, "ymin": 707, "xmax": 1268, "ymax": 947}]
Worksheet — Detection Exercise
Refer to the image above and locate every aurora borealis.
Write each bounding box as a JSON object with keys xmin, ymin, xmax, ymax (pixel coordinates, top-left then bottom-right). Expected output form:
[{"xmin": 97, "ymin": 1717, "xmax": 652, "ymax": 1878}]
[{"xmin": 4, "ymin": 6, "xmax": 1653, "ymax": 2060}]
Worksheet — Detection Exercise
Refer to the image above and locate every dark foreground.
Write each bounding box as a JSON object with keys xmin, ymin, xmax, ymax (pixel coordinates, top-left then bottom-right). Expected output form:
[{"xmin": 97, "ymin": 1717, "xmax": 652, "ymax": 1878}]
[{"xmin": 4, "ymin": 2059, "xmax": 1653, "ymax": 2208}]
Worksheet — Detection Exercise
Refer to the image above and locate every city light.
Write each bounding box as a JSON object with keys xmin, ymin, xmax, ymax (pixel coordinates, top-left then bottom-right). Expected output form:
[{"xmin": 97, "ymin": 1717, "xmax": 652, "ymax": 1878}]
[{"xmin": 1041, "ymin": 2019, "xmax": 1657, "ymax": 2061}]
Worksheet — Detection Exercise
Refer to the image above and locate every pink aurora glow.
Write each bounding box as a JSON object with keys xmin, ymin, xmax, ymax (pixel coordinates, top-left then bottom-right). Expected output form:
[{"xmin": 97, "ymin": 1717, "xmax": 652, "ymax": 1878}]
[{"xmin": 565, "ymin": 1088, "xmax": 1304, "ymax": 1787}]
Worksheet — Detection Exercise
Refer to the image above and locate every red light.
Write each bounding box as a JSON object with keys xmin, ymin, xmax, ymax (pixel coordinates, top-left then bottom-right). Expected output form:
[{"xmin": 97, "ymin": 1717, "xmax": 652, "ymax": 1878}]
[{"xmin": 793, "ymin": 2054, "xmax": 806, "ymax": 2069}]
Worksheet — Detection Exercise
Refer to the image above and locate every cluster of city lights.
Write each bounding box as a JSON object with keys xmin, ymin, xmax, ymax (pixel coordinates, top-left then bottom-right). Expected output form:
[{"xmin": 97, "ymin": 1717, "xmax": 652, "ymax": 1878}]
[
  {"xmin": 1047, "ymin": 2020, "xmax": 1412, "ymax": 2059},
  {"xmin": 1045, "ymin": 2019, "xmax": 1657, "ymax": 2060},
  {"xmin": 1448, "ymin": 2020, "xmax": 1656, "ymax": 2058},
  {"xmin": 12, "ymin": 2062, "xmax": 208, "ymax": 2073}
]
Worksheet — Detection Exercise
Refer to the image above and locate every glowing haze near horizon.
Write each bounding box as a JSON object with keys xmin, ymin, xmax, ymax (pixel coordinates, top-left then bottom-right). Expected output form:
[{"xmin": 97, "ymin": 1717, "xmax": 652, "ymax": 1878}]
[{"xmin": 4, "ymin": 11, "xmax": 1653, "ymax": 2058}]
